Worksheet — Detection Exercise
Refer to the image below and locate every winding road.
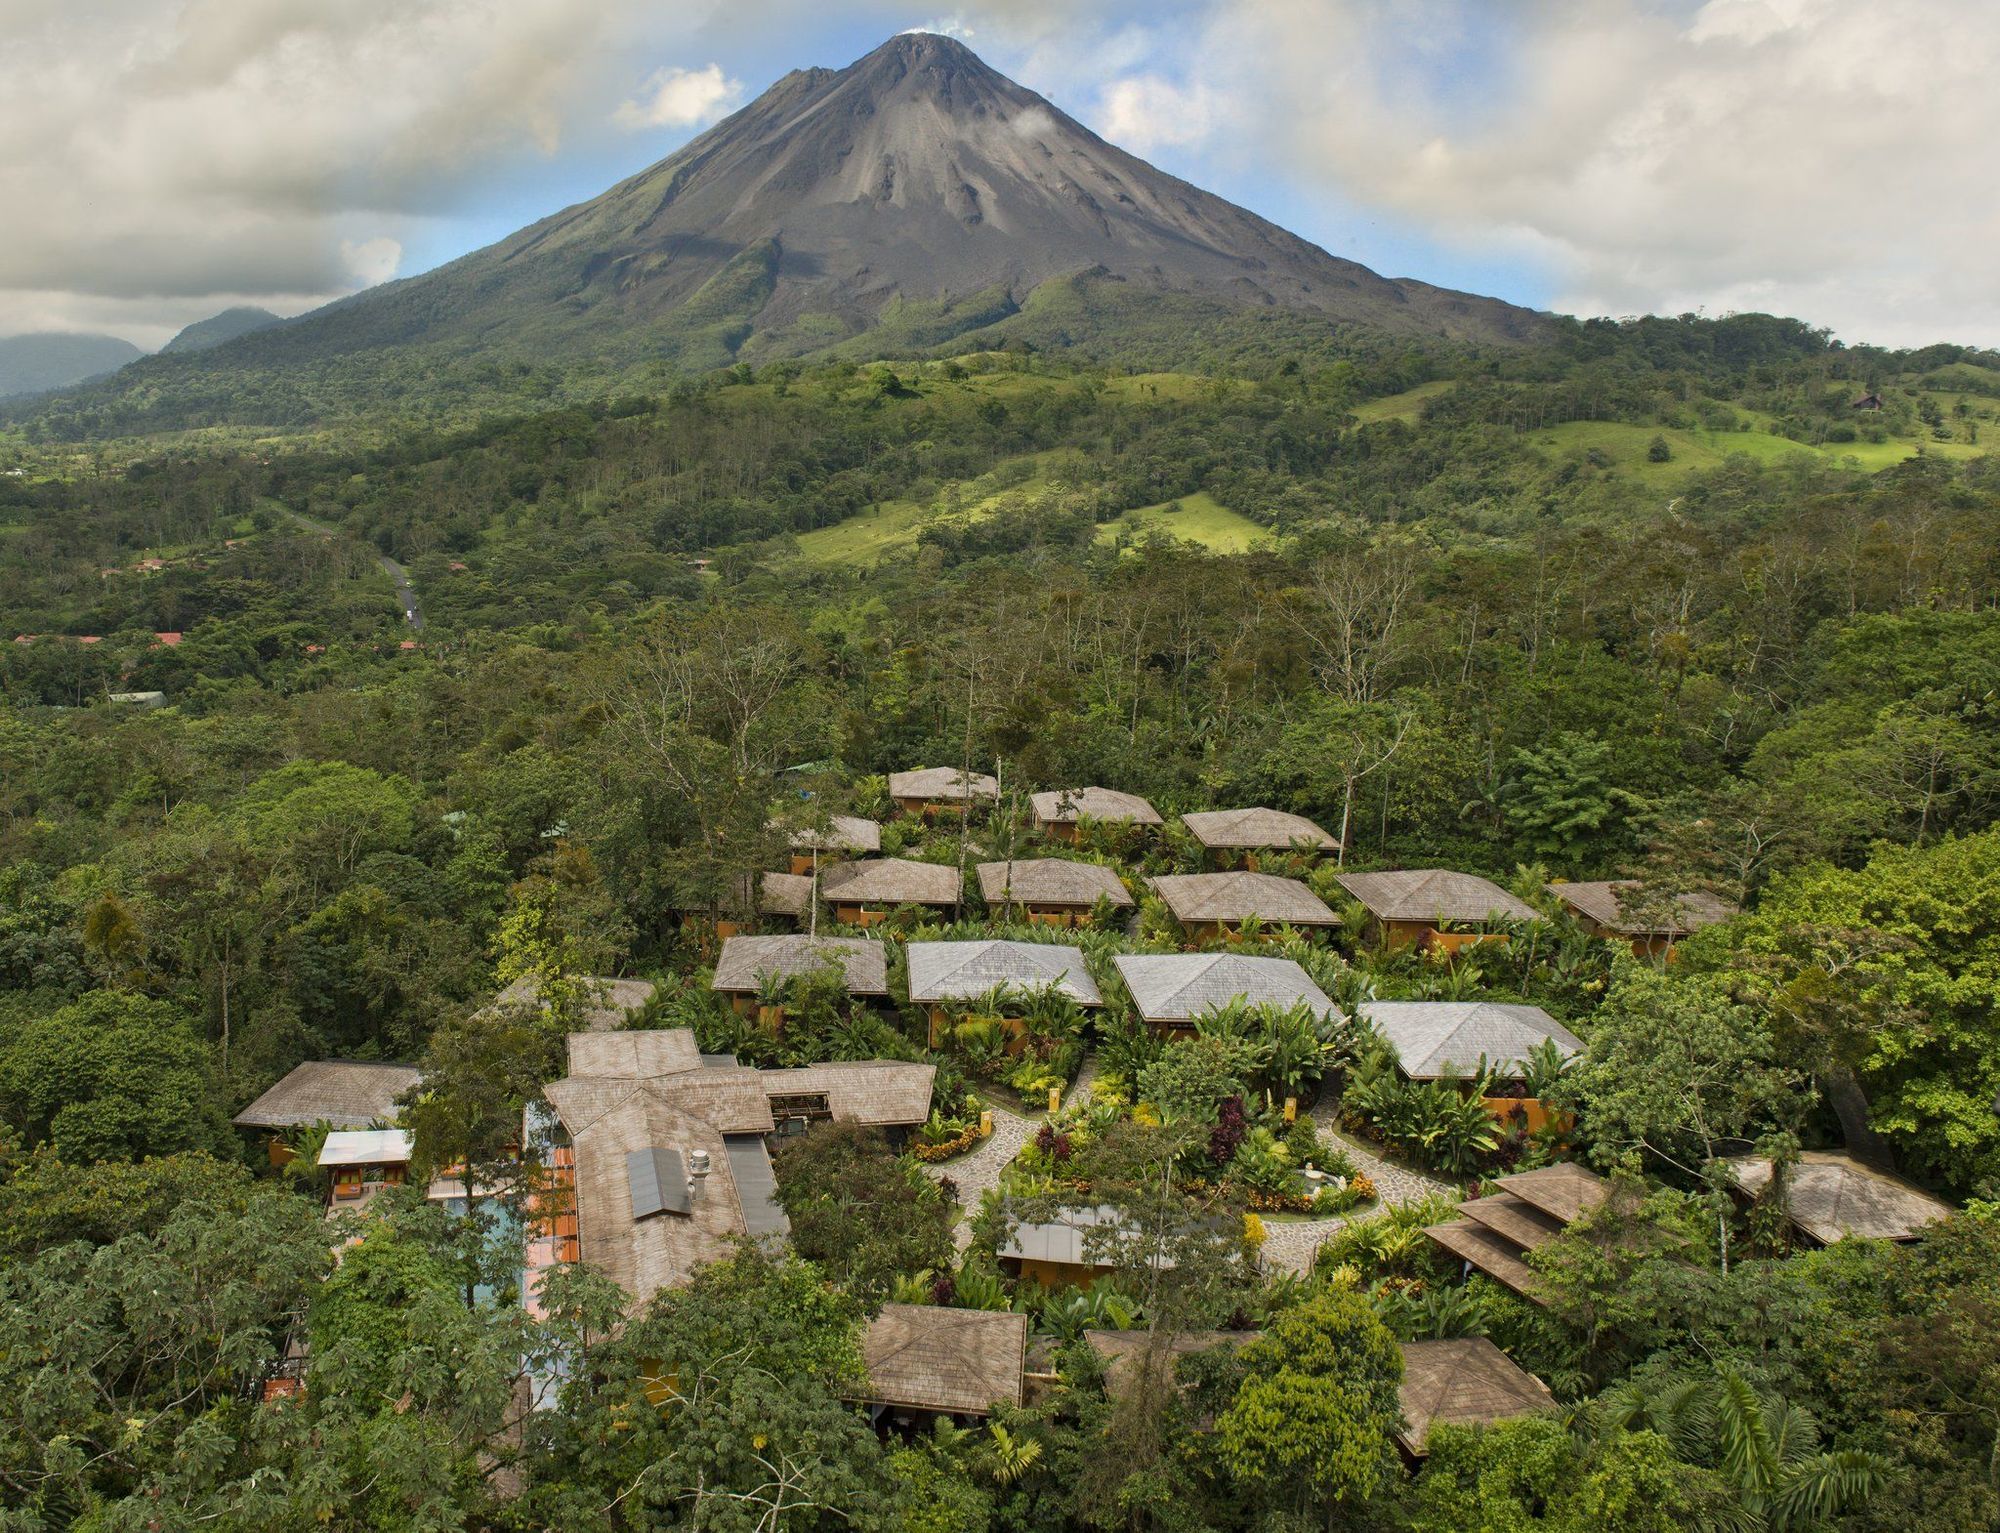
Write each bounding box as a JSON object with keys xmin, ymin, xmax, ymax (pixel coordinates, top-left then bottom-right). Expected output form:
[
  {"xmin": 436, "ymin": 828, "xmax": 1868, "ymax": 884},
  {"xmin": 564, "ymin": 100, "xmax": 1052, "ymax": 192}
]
[{"xmin": 279, "ymin": 506, "xmax": 423, "ymax": 630}]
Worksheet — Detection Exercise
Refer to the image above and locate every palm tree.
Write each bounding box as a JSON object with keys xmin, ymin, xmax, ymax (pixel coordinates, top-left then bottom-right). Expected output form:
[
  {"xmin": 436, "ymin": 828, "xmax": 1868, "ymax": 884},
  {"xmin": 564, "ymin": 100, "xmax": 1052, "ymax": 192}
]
[{"xmin": 983, "ymin": 1422, "xmax": 1043, "ymax": 1486}]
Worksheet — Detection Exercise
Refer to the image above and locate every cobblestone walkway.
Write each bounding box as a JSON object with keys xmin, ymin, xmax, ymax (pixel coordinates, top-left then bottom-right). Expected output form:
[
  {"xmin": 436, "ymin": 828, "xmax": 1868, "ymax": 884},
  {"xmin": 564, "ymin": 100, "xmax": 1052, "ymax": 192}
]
[
  {"xmin": 1060, "ymin": 1050, "xmax": 1100, "ymax": 1112},
  {"xmin": 925, "ymin": 1102, "xmax": 1037, "ymax": 1251},
  {"xmin": 1256, "ymin": 1104, "xmax": 1457, "ymax": 1276}
]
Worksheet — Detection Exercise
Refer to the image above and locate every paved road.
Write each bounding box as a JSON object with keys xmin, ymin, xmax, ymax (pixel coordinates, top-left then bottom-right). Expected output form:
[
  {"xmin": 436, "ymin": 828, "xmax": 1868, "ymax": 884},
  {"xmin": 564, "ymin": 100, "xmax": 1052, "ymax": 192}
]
[{"xmin": 280, "ymin": 507, "xmax": 423, "ymax": 630}]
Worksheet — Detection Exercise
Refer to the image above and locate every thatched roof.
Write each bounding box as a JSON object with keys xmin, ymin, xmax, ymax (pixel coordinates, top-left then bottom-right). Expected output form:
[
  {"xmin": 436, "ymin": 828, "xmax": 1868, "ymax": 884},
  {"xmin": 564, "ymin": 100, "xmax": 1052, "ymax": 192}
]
[
  {"xmin": 1548, "ymin": 880, "xmax": 1738, "ymax": 938},
  {"xmin": 1181, "ymin": 807, "xmax": 1338, "ymax": 852},
  {"xmin": 1424, "ymin": 1219, "xmax": 1543, "ymax": 1298},
  {"xmin": 782, "ymin": 814, "xmax": 882, "ymax": 854},
  {"xmin": 821, "ymin": 858, "xmax": 962, "ymax": 907},
  {"xmin": 760, "ymin": 1061, "xmax": 937, "ymax": 1127},
  {"xmin": 318, "ymin": 1128, "xmax": 412, "ymax": 1167},
  {"xmin": 1360, "ymin": 1001, "xmax": 1580, "ymax": 1080},
  {"xmin": 1031, "ymin": 787, "xmax": 1163, "ymax": 827},
  {"xmin": 1149, "ymin": 870, "xmax": 1339, "ymax": 927},
  {"xmin": 567, "ymin": 1030, "xmax": 705, "ymax": 1080},
  {"xmin": 232, "ymin": 1060, "xmax": 422, "ymax": 1130},
  {"xmin": 1084, "ymin": 1330, "xmax": 1247, "ymax": 1400},
  {"xmin": 1397, "ymin": 1339, "xmax": 1555, "ymax": 1455},
  {"xmin": 906, "ymin": 939, "xmax": 1103, "ymax": 1007},
  {"xmin": 1726, "ymin": 1151, "xmax": 1953, "ymax": 1243},
  {"xmin": 1493, "ymin": 1162, "xmax": 1609, "ymax": 1224},
  {"xmin": 976, "ymin": 858, "xmax": 1133, "ymax": 909},
  {"xmin": 889, "ymin": 767, "xmax": 999, "ymax": 803},
  {"xmin": 493, "ymin": 975, "xmax": 659, "ymax": 1032},
  {"xmin": 859, "ymin": 1305, "xmax": 1028, "ymax": 1415},
  {"xmin": 710, "ymin": 935, "xmax": 890, "ymax": 995},
  {"xmin": 757, "ymin": 873, "xmax": 815, "ymax": 919},
  {"xmin": 1114, "ymin": 953, "xmax": 1338, "ymax": 1027},
  {"xmin": 1336, "ymin": 869, "xmax": 1539, "ymax": 925},
  {"xmin": 561, "ymin": 1085, "xmax": 752, "ymax": 1306}
]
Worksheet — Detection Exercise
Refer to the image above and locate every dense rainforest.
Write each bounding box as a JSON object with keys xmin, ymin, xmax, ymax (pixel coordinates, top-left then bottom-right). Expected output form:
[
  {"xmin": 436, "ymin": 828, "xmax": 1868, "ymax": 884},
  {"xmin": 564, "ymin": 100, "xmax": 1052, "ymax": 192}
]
[{"xmin": 3, "ymin": 314, "xmax": 2000, "ymax": 1532}]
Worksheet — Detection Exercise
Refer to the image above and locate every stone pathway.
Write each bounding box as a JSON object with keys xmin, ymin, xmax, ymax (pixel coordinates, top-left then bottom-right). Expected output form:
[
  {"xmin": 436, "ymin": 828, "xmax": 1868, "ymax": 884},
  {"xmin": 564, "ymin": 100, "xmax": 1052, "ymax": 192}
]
[
  {"xmin": 925, "ymin": 1102, "xmax": 1037, "ymax": 1251},
  {"xmin": 1256, "ymin": 1105, "xmax": 1456, "ymax": 1276},
  {"xmin": 1060, "ymin": 1050, "xmax": 1100, "ymax": 1112}
]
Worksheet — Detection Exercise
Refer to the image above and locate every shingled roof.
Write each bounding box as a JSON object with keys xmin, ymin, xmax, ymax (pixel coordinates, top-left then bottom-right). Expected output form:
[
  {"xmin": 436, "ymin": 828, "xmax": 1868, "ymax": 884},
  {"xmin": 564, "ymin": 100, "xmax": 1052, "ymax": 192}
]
[
  {"xmin": 858, "ymin": 1305, "xmax": 1028, "ymax": 1416},
  {"xmin": 760, "ymin": 1061, "xmax": 937, "ymax": 1127},
  {"xmin": 1360, "ymin": 1001, "xmax": 1581, "ymax": 1080},
  {"xmin": 1424, "ymin": 1162, "xmax": 1612, "ymax": 1302},
  {"xmin": 977, "ymin": 858, "xmax": 1133, "ymax": 909},
  {"xmin": 1181, "ymin": 807, "xmax": 1339, "ymax": 852},
  {"xmin": 1727, "ymin": 1151, "xmax": 1953, "ymax": 1244},
  {"xmin": 1084, "ymin": 1330, "xmax": 1247, "ymax": 1400},
  {"xmin": 233, "ymin": 1060, "xmax": 423, "ymax": 1130},
  {"xmin": 492, "ymin": 975, "xmax": 659, "ymax": 1032},
  {"xmin": 710, "ymin": 935, "xmax": 890, "ymax": 995},
  {"xmin": 1548, "ymin": 880, "xmax": 1738, "ymax": 938},
  {"xmin": 756, "ymin": 872, "xmax": 815, "ymax": 919},
  {"xmin": 1113, "ymin": 953, "xmax": 1339, "ymax": 1028},
  {"xmin": 1149, "ymin": 870, "xmax": 1340, "ymax": 927},
  {"xmin": 889, "ymin": 767, "xmax": 998, "ymax": 803},
  {"xmin": 906, "ymin": 939, "xmax": 1103, "ymax": 1007},
  {"xmin": 1337, "ymin": 869, "xmax": 1539, "ymax": 924},
  {"xmin": 782, "ymin": 814, "xmax": 882, "ymax": 854},
  {"xmin": 821, "ymin": 858, "xmax": 962, "ymax": 907},
  {"xmin": 1031, "ymin": 787, "xmax": 1163, "ymax": 826},
  {"xmin": 1397, "ymin": 1338, "xmax": 1555, "ymax": 1455}
]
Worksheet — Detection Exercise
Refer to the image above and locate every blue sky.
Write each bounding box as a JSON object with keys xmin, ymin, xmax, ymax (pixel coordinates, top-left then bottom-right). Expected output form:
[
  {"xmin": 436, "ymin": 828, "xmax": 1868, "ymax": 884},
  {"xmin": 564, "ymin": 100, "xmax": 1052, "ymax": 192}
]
[{"xmin": 3, "ymin": 1, "xmax": 1994, "ymax": 350}]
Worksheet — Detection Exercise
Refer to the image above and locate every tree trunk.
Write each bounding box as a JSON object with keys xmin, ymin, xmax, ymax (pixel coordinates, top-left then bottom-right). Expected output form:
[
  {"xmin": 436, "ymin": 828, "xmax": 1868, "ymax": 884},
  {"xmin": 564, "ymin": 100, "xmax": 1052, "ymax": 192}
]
[{"xmin": 1823, "ymin": 1065, "xmax": 1895, "ymax": 1170}]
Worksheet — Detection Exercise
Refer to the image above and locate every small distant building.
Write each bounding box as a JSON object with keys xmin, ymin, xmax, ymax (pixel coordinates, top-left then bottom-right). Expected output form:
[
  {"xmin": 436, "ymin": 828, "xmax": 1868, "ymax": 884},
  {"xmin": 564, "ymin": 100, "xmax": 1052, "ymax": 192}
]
[
  {"xmin": 107, "ymin": 690, "xmax": 166, "ymax": 708},
  {"xmin": 1336, "ymin": 869, "xmax": 1539, "ymax": 952},
  {"xmin": 780, "ymin": 814, "xmax": 881, "ymax": 874},
  {"xmin": 1031, "ymin": 787, "xmax": 1163, "ymax": 842},
  {"xmin": 233, "ymin": 1060, "xmax": 423, "ymax": 1165},
  {"xmin": 1396, "ymin": 1338, "xmax": 1555, "ymax": 1458},
  {"xmin": 1113, "ymin": 952, "xmax": 1339, "ymax": 1036},
  {"xmin": 671, "ymin": 873, "xmax": 815, "ymax": 939},
  {"xmin": 976, "ymin": 857, "xmax": 1132, "ymax": 925},
  {"xmin": 1548, "ymin": 879, "xmax": 1738, "ymax": 959},
  {"xmin": 1085, "ymin": 1328, "xmax": 1247, "ymax": 1402},
  {"xmin": 999, "ymin": 1204, "xmax": 1166, "ymax": 1288},
  {"xmin": 855, "ymin": 1305, "xmax": 1029, "ymax": 1427},
  {"xmin": 319, "ymin": 1128, "xmax": 413, "ymax": 1208},
  {"xmin": 1180, "ymin": 807, "xmax": 1339, "ymax": 867},
  {"xmin": 1359, "ymin": 1000, "xmax": 1581, "ymax": 1084},
  {"xmin": 889, "ymin": 767, "xmax": 999, "ymax": 818},
  {"xmin": 1424, "ymin": 1163, "xmax": 1610, "ymax": 1303},
  {"xmin": 906, "ymin": 938, "xmax": 1103, "ymax": 1046},
  {"xmin": 1851, "ymin": 392, "xmax": 1885, "ymax": 411},
  {"xmin": 820, "ymin": 858, "xmax": 961, "ymax": 925},
  {"xmin": 1148, "ymin": 871, "xmax": 1339, "ymax": 942},
  {"xmin": 1725, "ymin": 1151, "xmax": 1953, "ymax": 1245},
  {"xmin": 710, "ymin": 934, "xmax": 890, "ymax": 1017}
]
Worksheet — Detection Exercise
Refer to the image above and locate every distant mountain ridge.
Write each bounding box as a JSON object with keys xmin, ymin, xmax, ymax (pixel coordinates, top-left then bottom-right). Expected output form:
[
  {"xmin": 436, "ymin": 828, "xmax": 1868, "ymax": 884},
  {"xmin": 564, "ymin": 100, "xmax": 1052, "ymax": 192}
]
[
  {"xmin": 162, "ymin": 307, "xmax": 282, "ymax": 354},
  {"xmin": 0, "ymin": 332, "xmax": 143, "ymax": 400}
]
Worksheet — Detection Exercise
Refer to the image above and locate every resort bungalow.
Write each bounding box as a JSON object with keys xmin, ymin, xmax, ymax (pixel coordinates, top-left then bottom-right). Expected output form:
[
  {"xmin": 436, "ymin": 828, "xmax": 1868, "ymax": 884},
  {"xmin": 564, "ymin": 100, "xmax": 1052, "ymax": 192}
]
[
  {"xmin": 1180, "ymin": 807, "xmax": 1339, "ymax": 868},
  {"xmin": 1359, "ymin": 1000, "xmax": 1581, "ymax": 1085},
  {"xmin": 1424, "ymin": 1162, "xmax": 1611, "ymax": 1303},
  {"xmin": 820, "ymin": 857, "xmax": 962, "ymax": 924},
  {"xmin": 1148, "ymin": 870, "xmax": 1339, "ymax": 943},
  {"xmin": 232, "ymin": 1060, "xmax": 423, "ymax": 1166},
  {"xmin": 1548, "ymin": 879, "xmax": 1738, "ymax": 960},
  {"xmin": 1725, "ymin": 1151, "xmax": 1953, "ymax": 1245},
  {"xmin": 889, "ymin": 767, "xmax": 999, "ymax": 818},
  {"xmin": 906, "ymin": 938, "xmax": 1103, "ymax": 1047},
  {"xmin": 319, "ymin": 1128, "xmax": 414, "ymax": 1209},
  {"xmin": 1113, "ymin": 952, "xmax": 1339, "ymax": 1037},
  {"xmin": 999, "ymin": 1203, "xmax": 1167, "ymax": 1289},
  {"xmin": 976, "ymin": 857, "xmax": 1133, "ymax": 926},
  {"xmin": 1336, "ymin": 869, "xmax": 1540, "ymax": 952},
  {"xmin": 533, "ymin": 1029, "xmax": 936, "ymax": 1311},
  {"xmin": 1031, "ymin": 786, "xmax": 1163, "ymax": 843},
  {"xmin": 710, "ymin": 934, "xmax": 890, "ymax": 1023},
  {"xmin": 671, "ymin": 874, "xmax": 817, "ymax": 941},
  {"xmin": 781, "ymin": 814, "xmax": 881, "ymax": 874},
  {"xmin": 855, "ymin": 1305, "xmax": 1030, "ymax": 1429},
  {"xmin": 490, "ymin": 975, "xmax": 660, "ymax": 1031},
  {"xmin": 1396, "ymin": 1339, "xmax": 1556, "ymax": 1458}
]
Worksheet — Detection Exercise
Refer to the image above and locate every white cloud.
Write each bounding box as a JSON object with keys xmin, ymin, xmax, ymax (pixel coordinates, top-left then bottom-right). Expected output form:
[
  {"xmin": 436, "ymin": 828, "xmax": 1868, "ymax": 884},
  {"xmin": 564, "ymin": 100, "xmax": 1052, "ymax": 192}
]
[
  {"xmin": 340, "ymin": 237, "xmax": 403, "ymax": 289},
  {"xmin": 1098, "ymin": 73, "xmax": 1222, "ymax": 153},
  {"xmin": 903, "ymin": 18, "xmax": 978, "ymax": 40},
  {"xmin": 1199, "ymin": 0, "xmax": 2000, "ymax": 346},
  {"xmin": 614, "ymin": 63, "xmax": 745, "ymax": 131}
]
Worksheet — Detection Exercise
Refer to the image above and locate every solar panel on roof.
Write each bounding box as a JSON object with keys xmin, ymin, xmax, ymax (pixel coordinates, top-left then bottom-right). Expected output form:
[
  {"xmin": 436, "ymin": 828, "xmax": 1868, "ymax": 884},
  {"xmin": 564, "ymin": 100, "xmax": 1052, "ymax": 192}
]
[{"xmin": 627, "ymin": 1147, "xmax": 690, "ymax": 1219}]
